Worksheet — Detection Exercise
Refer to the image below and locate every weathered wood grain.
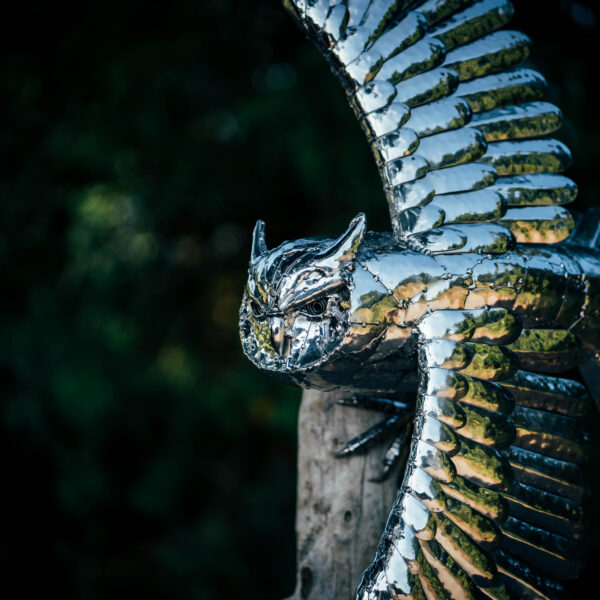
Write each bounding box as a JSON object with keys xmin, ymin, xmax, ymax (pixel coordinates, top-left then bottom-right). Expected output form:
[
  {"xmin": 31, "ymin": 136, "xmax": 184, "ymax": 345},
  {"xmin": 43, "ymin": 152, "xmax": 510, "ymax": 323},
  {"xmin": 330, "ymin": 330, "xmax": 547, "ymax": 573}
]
[{"xmin": 285, "ymin": 389, "xmax": 399, "ymax": 600}]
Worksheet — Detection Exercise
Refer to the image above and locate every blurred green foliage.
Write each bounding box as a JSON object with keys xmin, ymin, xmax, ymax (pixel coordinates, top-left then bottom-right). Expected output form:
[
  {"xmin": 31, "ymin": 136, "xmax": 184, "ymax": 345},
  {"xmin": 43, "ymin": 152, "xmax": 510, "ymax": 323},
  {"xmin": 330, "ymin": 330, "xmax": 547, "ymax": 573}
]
[{"xmin": 1, "ymin": 0, "xmax": 599, "ymax": 598}]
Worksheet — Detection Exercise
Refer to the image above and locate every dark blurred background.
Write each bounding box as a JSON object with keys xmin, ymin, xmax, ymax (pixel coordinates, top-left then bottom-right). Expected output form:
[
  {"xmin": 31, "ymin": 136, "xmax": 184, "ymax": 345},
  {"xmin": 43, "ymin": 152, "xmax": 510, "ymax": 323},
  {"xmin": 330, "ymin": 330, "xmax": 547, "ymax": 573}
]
[{"xmin": 1, "ymin": 1, "xmax": 599, "ymax": 598}]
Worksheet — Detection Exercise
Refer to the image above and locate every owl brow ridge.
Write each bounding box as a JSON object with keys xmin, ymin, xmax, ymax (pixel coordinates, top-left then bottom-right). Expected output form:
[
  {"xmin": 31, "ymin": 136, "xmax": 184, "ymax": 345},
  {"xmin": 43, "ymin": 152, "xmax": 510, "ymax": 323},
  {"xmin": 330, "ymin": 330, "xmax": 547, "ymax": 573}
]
[
  {"xmin": 273, "ymin": 245, "xmax": 337, "ymax": 308},
  {"xmin": 283, "ymin": 279, "xmax": 348, "ymax": 313},
  {"xmin": 271, "ymin": 248, "xmax": 319, "ymax": 303}
]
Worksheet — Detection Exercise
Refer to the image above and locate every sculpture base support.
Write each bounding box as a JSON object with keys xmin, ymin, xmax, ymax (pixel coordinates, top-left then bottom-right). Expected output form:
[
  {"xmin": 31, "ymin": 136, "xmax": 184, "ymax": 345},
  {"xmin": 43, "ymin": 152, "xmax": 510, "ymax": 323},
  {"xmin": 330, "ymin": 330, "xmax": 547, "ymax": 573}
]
[{"xmin": 286, "ymin": 389, "xmax": 399, "ymax": 600}]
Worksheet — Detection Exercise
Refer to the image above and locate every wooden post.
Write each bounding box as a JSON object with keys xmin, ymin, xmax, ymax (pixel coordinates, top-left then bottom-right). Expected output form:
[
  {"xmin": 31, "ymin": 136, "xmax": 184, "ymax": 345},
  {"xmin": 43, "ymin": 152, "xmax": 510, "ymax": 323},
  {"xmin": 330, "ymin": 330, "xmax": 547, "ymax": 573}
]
[{"xmin": 285, "ymin": 389, "xmax": 399, "ymax": 600}]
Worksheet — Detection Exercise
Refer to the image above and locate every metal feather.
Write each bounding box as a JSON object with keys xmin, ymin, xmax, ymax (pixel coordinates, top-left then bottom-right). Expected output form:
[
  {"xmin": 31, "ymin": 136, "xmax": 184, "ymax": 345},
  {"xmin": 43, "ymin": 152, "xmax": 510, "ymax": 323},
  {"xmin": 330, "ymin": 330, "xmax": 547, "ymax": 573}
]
[{"xmin": 239, "ymin": 2, "xmax": 600, "ymax": 598}]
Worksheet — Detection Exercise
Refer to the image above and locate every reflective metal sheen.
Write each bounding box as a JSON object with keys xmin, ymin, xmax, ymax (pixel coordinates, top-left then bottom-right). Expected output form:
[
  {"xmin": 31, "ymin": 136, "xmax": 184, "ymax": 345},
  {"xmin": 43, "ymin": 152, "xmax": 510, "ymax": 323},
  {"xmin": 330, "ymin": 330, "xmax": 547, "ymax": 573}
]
[{"xmin": 241, "ymin": 1, "xmax": 600, "ymax": 598}]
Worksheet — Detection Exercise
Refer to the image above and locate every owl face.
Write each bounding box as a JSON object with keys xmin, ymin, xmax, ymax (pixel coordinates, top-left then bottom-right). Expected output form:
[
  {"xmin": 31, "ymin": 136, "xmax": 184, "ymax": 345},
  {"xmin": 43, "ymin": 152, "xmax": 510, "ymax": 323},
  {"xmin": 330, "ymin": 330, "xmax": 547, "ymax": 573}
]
[{"xmin": 239, "ymin": 215, "xmax": 366, "ymax": 386}]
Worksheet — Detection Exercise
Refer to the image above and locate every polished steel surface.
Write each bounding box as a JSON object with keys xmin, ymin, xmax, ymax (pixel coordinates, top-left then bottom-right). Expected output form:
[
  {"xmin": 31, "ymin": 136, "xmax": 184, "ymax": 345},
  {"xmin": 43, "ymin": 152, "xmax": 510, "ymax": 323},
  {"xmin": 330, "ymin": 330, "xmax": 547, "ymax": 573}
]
[{"xmin": 242, "ymin": 1, "xmax": 600, "ymax": 598}]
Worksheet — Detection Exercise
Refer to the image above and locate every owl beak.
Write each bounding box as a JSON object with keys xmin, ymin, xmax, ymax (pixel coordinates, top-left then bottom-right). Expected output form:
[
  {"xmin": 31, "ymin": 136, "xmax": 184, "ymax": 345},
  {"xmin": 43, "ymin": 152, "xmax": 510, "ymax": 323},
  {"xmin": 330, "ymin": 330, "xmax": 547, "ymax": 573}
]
[{"xmin": 271, "ymin": 316, "xmax": 286, "ymax": 356}]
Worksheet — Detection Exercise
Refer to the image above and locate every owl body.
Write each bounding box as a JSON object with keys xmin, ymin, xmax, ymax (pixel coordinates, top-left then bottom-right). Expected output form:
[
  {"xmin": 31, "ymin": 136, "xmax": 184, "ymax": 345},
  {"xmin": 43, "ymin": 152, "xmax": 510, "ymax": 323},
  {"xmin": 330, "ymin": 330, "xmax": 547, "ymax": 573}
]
[
  {"xmin": 240, "ymin": 215, "xmax": 600, "ymax": 394},
  {"xmin": 241, "ymin": 1, "xmax": 600, "ymax": 597}
]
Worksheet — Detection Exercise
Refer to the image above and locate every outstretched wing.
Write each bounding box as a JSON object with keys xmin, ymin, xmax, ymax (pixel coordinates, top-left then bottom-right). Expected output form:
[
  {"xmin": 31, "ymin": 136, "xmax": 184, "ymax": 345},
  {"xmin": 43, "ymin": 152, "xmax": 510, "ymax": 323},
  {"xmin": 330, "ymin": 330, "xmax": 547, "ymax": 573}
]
[
  {"xmin": 284, "ymin": 0, "xmax": 576, "ymax": 252},
  {"xmin": 282, "ymin": 3, "xmax": 593, "ymax": 599},
  {"xmin": 357, "ymin": 308, "xmax": 590, "ymax": 600}
]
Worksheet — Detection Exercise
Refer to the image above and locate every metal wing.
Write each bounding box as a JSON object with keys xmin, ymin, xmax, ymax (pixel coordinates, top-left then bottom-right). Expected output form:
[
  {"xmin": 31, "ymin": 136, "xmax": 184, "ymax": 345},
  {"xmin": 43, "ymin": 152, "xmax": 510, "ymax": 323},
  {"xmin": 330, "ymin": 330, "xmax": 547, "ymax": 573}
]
[
  {"xmin": 282, "ymin": 3, "xmax": 592, "ymax": 599},
  {"xmin": 357, "ymin": 308, "xmax": 590, "ymax": 600},
  {"xmin": 284, "ymin": 0, "xmax": 576, "ymax": 252}
]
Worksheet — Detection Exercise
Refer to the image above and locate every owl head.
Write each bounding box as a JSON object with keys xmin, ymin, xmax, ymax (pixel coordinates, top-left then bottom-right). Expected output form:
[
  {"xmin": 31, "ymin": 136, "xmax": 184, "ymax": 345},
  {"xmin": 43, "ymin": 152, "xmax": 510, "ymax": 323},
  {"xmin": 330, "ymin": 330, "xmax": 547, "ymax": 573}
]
[{"xmin": 239, "ymin": 214, "xmax": 368, "ymax": 388}]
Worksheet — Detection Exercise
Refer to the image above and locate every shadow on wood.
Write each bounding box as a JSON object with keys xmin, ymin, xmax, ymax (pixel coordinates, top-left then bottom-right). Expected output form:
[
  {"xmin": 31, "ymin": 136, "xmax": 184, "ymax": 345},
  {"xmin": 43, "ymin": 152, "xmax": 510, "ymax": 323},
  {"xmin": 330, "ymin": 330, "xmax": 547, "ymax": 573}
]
[{"xmin": 285, "ymin": 389, "xmax": 399, "ymax": 600}]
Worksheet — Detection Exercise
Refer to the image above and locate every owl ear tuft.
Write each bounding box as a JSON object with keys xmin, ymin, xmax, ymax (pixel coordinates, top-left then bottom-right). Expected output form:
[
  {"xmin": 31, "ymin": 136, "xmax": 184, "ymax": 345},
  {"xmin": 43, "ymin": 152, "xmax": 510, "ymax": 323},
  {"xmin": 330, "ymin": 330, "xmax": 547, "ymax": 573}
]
[
  {"xmin": 251, "ymin": 219, "xmax": 268, "ymax": 263},
  {"xmin": 314, "ymin": 213, "xmax": 366, "ymax": 269}
]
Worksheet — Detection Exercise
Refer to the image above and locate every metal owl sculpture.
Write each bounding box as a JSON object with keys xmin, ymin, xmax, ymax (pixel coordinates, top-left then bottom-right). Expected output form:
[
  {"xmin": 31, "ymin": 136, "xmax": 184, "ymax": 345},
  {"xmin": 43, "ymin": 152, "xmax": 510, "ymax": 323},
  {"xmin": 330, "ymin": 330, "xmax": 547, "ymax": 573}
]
[{"xmin": 239, "ymin": 1, "xmax": 600, "ymax": 598}]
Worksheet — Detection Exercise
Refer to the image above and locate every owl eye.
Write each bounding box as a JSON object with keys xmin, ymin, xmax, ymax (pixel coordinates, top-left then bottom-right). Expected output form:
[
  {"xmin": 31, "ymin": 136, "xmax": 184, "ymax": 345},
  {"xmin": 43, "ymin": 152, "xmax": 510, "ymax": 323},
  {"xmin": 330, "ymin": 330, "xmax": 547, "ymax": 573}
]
[
  {"xmin": 249, "ymin": 300, "xmax": 264, "ymax": 318},
  {"xmin": 304, "ymin": 298, "xmax": 328, "ymax": 317}
]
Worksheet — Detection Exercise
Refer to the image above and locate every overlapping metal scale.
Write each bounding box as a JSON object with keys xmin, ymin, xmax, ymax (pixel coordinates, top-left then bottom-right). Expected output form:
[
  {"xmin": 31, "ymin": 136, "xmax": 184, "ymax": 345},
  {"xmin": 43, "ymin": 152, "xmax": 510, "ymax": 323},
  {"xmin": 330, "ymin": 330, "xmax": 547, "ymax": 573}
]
[
  {"xmin": 283, "ymin": 2, "xmax": 588, "ymax": 599},
  {"xmin": 284, "ymin": 0, "xmax": 577, "ymax": 251}
]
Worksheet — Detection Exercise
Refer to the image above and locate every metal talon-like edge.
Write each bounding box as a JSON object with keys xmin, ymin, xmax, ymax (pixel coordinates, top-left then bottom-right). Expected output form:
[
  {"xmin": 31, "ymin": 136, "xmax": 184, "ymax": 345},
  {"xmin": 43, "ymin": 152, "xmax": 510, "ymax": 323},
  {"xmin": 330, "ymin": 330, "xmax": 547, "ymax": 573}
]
[{"xmin": 239, "ymin": 1, "xmax": 600, "ymax": 598}]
